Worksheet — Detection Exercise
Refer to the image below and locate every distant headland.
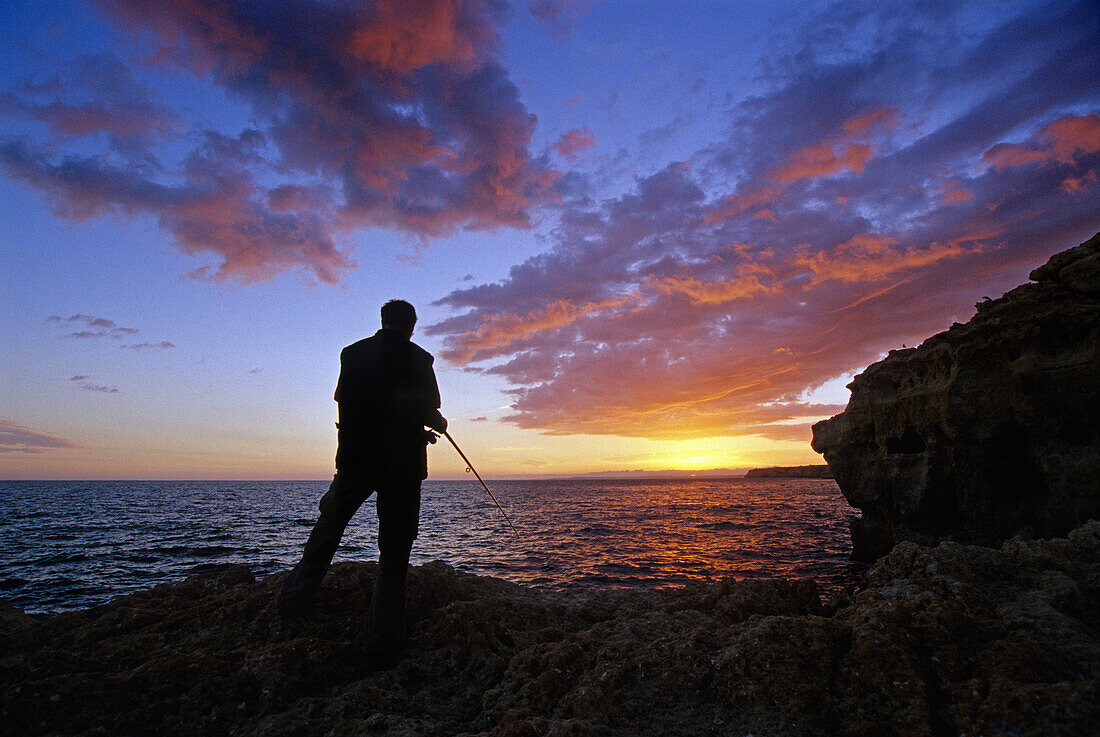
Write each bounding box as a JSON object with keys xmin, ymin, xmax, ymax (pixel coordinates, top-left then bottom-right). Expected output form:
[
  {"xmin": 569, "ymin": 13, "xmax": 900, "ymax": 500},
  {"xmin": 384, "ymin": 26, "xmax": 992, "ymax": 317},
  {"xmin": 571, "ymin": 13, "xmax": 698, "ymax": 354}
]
[{"xmin": 743, "ymin": 464, "xmax": 833, "ymax": 479}]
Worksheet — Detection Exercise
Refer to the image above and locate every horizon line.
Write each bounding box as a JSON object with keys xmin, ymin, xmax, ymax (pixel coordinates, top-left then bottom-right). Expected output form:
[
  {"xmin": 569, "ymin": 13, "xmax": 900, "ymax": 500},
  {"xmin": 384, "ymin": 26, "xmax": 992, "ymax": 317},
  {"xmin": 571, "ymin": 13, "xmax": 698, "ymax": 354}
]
[{"xmin": 0, "ymin": 464, "xmax": 833, "ymax": 484}]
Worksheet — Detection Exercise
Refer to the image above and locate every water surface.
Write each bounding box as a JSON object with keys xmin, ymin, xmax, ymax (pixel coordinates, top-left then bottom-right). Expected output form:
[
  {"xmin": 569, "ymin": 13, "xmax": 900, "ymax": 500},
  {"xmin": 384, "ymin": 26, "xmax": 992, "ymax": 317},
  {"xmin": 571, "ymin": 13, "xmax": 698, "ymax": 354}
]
[{"xmin": 0, "ymin": 478, "xmax": 859, "ymax": 613}]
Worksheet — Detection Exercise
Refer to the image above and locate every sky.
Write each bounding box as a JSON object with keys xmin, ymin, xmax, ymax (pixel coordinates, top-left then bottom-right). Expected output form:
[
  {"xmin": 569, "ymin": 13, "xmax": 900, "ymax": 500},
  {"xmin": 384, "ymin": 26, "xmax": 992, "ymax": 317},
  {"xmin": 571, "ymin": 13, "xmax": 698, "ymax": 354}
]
[{"xmin": 1, "ymin": 0, "xmax": 1098, "ymax": 480}]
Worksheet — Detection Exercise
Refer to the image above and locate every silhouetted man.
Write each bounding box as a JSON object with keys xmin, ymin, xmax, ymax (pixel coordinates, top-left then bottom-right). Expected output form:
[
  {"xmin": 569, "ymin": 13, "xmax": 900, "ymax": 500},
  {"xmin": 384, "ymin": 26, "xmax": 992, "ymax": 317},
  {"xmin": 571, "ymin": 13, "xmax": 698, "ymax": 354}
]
[{"xmin": 279, "ymin": 299, "xmax": 446, "ymax": 665}]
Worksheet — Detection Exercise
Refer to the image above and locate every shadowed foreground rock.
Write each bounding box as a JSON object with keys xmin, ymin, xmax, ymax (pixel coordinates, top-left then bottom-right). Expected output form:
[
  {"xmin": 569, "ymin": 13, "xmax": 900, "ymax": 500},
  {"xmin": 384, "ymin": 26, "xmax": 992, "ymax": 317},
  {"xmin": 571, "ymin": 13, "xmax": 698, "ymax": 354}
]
[
  {"xmin": 3, "ymin": 521, "xmax": 1097, "ymax": 736},
  {"xmin": 812, "ymin": 233, "xmax": 1100, "ymax": 561}
]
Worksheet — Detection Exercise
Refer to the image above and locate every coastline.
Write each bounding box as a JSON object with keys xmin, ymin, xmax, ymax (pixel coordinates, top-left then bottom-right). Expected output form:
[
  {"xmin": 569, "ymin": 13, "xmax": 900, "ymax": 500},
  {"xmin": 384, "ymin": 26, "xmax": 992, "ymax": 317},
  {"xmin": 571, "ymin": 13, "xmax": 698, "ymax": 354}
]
[
  {"xmin": 744, "ymin": 465, "xmax": 833, "ymax": 479},
  {"xmin": 3, "ymin": 521, "xmax": 1096, "ymax": 736}
]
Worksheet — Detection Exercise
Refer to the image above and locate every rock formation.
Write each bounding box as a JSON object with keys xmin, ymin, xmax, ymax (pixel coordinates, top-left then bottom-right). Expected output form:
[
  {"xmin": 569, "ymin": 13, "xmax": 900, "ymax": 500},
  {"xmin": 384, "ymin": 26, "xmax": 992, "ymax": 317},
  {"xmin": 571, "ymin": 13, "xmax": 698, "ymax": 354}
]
[
  {"xmin": 812, "ymin": 233, "xmax": 1100, "ymax": 561},
  {"xmin": 2, "ymin": 522, "xmax": 1098, "ymax": 736},
  {"xmin": 744, "ymin": 465, "xmax": 833, "ymax": 479}
]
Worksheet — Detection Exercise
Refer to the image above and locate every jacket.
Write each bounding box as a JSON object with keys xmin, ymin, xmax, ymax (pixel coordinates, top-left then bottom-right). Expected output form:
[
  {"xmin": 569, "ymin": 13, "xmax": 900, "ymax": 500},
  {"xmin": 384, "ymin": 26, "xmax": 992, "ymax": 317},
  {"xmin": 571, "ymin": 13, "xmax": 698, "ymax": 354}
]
[{"xmin": 333, "ymin": 328, "xmax": 444, "ymax": 481}]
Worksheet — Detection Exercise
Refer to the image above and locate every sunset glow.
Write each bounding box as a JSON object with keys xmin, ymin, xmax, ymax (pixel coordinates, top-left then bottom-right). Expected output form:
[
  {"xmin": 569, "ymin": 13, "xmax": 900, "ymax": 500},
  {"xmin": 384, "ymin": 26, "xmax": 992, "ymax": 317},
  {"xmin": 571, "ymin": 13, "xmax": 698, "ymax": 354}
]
[{"xmin": 2, "ymin": 0, "xmax": 1098, "ymax": 479}]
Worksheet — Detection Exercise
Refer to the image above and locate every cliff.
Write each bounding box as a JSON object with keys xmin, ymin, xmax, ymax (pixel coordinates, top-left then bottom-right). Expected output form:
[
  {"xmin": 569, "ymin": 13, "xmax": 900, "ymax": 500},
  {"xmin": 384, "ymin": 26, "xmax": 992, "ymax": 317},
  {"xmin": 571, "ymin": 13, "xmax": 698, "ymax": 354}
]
[
  {"xmin": 744, "ymin": 465, "xmax": 833, "ymax": 478},
  {"xmin": 3, "ymin": 522, "xmax": 1098, "ymax": 736},
  {"xmin": 812, "ymin": 233, "xmax": 1100, "ymax": 561}
]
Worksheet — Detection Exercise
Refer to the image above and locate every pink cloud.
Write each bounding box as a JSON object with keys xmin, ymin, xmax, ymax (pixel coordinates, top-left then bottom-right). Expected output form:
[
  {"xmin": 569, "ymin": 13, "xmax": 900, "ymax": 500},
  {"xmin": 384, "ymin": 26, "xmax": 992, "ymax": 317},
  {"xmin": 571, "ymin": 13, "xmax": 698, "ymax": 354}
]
[
  {"xmin": 1062, "ymin": 170, "xmax": 1098, "ymax": 194},
  {"xmin": 552, "ymin": 128, "xmax": 596, "ymax": 160},
  {"xmin": 982, "ymin": 143, "xmax": 1048, "ymax": 170},
  {"xmin": 1046, "ymin": 113, "xmax": 1100, "ymax": 162},
  {"xmin": 349, "ymin": 0, "xmax": 489, "ymax": 76},
  {"xmin": 20, "ymin": 100, "xmax": 177, "ymax": 139}
]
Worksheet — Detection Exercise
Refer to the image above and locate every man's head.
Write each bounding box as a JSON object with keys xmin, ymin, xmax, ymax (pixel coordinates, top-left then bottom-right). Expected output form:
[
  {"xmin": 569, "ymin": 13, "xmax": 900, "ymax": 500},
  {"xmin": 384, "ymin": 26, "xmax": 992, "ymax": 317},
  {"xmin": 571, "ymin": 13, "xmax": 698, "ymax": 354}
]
[{"xmin": 381, "ymin": 299, "xmax": 417, "ymax": 336}]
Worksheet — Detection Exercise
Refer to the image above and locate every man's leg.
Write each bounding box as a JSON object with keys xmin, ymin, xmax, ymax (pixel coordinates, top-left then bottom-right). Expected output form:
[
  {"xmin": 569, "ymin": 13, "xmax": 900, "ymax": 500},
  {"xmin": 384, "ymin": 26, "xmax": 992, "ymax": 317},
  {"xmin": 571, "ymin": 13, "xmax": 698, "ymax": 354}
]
[
  {"xmin": 363, "ymin": 479, "xmax": 421, "ymax": 663},
  {"xmin": 279, "ymin": 472, "xmax": 372, "ymax": 616}
]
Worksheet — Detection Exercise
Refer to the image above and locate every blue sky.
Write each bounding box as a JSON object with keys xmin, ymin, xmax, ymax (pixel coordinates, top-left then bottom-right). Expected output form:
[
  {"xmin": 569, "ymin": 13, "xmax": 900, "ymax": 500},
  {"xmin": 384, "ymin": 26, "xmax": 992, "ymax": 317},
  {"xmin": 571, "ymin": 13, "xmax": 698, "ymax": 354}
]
[{"xmin": 1, "ymin": 0, "xmax": 1097, "ymax": 479}]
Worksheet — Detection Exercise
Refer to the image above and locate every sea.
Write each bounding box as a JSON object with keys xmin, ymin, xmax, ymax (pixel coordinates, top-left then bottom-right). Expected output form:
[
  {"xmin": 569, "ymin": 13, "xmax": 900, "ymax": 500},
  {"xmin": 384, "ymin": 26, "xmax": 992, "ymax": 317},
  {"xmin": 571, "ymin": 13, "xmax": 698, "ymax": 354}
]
[{"xmin": 0, "ymin": 478, "xmax": 861, "ymax": 614}]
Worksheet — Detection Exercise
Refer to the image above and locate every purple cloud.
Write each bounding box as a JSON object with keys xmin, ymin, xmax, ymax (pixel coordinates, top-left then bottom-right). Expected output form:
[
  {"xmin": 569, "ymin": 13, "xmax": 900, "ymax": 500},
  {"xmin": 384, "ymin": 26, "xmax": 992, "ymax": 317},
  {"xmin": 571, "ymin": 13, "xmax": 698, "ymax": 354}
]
[
  {"xmin": 68, "ymin": 375, "xmax": 119, "ymax": 393},
  {"xmin": 428, "ymin": 0, "xmax": 1100, "ymax": 441},
  {"xmin": 48, "ymin": 313, "xmax": 140, "ymax": 339},
  {"xmin": 528, "ymin": 0, "xmax": 592, "ymax": 38},
  {"xmin": 46, "ymin": 313, "xmax": 173, "ymax": 349},
  {"xmin": 0, "ymin": 418, "xmax": 80, "ymax": 453},
  {"xmin": 2, "ymin": 0, "xmax": 557, "ymax": 284},
  {"xmin": 1, "ymin": 55, "xmax": 180, "ymax": 146}
]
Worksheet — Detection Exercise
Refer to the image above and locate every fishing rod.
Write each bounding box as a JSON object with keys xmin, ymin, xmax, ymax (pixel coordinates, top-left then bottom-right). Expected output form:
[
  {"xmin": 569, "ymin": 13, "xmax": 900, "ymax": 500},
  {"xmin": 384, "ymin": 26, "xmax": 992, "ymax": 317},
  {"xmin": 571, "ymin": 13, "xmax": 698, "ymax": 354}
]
[{"xmin": 439, "ymin": 429, "xmax": 521, "ymax": 538}]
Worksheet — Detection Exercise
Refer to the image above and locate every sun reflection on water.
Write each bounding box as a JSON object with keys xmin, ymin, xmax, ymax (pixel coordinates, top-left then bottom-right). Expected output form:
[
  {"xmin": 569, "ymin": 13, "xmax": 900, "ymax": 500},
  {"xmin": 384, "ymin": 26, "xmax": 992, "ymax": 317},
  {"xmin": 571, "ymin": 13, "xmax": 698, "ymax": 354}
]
[{"xmin": 0, "ymin": 478, "xmax": 859, "ymax": 613}]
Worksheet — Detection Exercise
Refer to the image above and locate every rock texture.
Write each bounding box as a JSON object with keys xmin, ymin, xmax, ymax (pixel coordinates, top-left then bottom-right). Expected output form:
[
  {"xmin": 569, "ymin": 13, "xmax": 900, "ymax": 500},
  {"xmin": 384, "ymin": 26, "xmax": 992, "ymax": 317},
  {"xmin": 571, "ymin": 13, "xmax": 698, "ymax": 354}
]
[
  {"xmin": 744, "ymin": 465, "xmax": 833, "ymax": 479},
  {"xmin": 812, "ymin": 233, "xmax": 1100, "ymax": 561},
  {"xmin": 2, "ymin": 522, "xmax": 1098, "ymax": 737}
]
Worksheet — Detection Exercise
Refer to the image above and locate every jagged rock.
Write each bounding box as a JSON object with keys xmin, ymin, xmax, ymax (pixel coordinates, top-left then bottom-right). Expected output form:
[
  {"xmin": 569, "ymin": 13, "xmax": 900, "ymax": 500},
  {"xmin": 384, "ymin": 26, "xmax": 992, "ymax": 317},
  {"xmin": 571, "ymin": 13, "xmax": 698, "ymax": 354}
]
[
  {"xmin": 1, "ymin": 524, "xmax": 1097, "ymax": 736},
  {"xmin": 812, "ymin": 232, "xmax": 1100, "ymax": 561}
]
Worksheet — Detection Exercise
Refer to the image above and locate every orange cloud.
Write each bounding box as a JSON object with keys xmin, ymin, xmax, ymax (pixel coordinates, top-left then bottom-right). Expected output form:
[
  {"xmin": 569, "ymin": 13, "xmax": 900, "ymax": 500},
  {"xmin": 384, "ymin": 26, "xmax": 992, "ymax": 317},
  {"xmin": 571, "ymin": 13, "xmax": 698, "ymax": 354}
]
[
  {"xmin": 983, "ymin": 113, "xmax": 1100, "ymax": 170},
  {"xmin": 645, "ymin": 270, "xmax": 774, "ymax": 306},
  {"xmin": 704, "ymin": 185, "xmax": 781, "ymax": 224},
  {"xmin": 840, "ymin": 106, "xmax": 900, "ymax": 136},
  {"xmin": 937, "ymin": 178, "xmax": 975, "ymax": 205},
  {"xmin": 768, "ymin": 107, "xmax": 898, "ymax": 184},
  {"xmin": 442, "ymin": 296, "xmax": 630, "ymax": 364},
  {"xmin": 770, "ymin": 142, "xmax": 873, "ymax": 183},
  {"xmin": 793, "ymin": 234, "xmax": 971, "ymax": 283}
]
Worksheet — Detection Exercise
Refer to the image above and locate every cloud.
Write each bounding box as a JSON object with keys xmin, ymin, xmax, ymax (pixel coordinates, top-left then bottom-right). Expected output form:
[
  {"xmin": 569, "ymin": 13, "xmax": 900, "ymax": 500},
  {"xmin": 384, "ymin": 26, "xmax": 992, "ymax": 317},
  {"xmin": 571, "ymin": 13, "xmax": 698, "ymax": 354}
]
[
  {"xmin": 69, "ymin": 375, "xmax": 119, "ymax": 393},
  {"xmin": 427, "ymin": 0, "xmax": 1100, "ymax": 442},
  {"xmin": 48, "ymin": 313, "xmax": 139, "ymax": 339},
  {"xmin": 527, "ymin": 0, "xmax": 592, "ymax": 38},
  {"xmin": 46, "ymin": 313, "xmax": 173, "ymax": 349},
  {"xmin": 2, "ymin": 0, "xmax": 556, "ymax": 284},
  {"xmin": 1, "ymin": 55, "xmax": 180, "ymax": 145},
  {"xmin": 0, "ymin": 418, "xmax": 80, "ymax": 453},
  {"xmin": 552, "ymin": 128, "xmax": 596, "ymax": 160},
  {"xmin": 983, "ymin": 113, "xmax": 1100, "ymax": 170}
]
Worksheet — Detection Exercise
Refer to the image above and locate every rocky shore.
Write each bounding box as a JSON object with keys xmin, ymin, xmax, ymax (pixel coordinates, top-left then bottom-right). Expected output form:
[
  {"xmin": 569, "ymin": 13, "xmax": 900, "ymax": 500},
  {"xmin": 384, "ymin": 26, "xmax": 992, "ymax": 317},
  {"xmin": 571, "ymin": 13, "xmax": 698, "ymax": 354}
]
[
  {"xmin": 3, "ymin": 520, "xmax": 1098, "ymax": 737},
  {"xmin": 813, "ymin": 233, "xmax": 1100, "ymax": 561}
]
